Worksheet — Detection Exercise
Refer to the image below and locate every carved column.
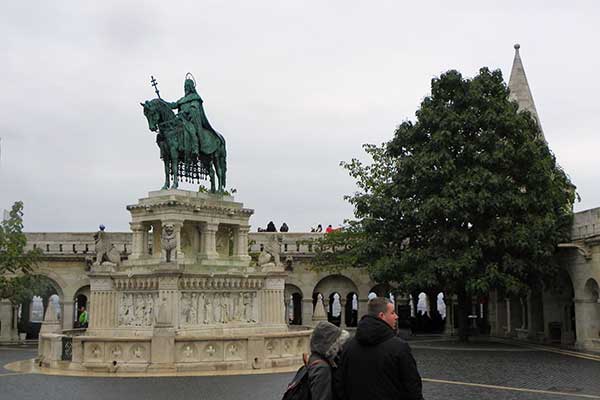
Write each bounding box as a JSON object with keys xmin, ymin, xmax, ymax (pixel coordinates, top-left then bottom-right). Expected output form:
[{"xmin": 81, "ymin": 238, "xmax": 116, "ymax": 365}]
[
  {"xmin": 173, "ymin": 222, "xmax": 184, "ymax": 261},
  {"xmin": 88, "ymin": 277, "xmax": 115, "ymax": 330},
  {"xmin": 302, "ymin": 298, "xmax": 313, "ymax": 326},
  {"xmin": 130, "ymin": 222, "xmax": 145, "ymax": 260},
  {"xmin": 520, "ymin": 297, "xmax": 527, "ymax": 329},
  {"xmin": 200, "ymin": 222, "xmax": 219, "ymax": 259},
  {"xmin": 443, "ymin": 296, "xmax": 454, "ymax": 336},
  {"xmin": 234, "ymin": 225, "xmax": 251, "ymax": 262},
  {"xmin": 141, "ymin": 223, "xmax": 150, "ymax": 257},
  {"xmin": 339, "ymin": 298, "xmax": 347, "ymax": 328},
  {"xmin": 152, "ymin": 222, "xmax": 162, "ymax": 260},
  {"xmin": 191, "ymin": 223, "xmax": 201, "ymax": 255},
  {"xmin": 527, "ymin": 292, "xmax": 535, "ymax": 338}
]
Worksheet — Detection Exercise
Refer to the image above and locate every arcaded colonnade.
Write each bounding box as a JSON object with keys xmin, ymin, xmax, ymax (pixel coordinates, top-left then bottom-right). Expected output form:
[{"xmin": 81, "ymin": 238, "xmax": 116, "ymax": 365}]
[{"xmin": 2, "ymin": 226, "xmax": 600, "ymax": 351}]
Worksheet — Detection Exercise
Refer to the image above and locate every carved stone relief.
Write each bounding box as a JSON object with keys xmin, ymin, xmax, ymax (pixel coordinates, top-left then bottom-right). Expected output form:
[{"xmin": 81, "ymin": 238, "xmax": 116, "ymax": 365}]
[
  {"xmin": 180, "ymin": 291, "xmax": 258, "ymax": 326},
  {"xmin": 118, "ymin": 292, "xmax": 159, "ymax": 327},
  {"xmin": 216, "ymin": 228, "xmax": 231, "ymax": 256}
]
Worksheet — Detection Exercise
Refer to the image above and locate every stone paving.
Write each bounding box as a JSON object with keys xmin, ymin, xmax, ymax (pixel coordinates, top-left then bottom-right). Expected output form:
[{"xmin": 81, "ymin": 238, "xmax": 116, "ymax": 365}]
[{"xmin": 1, "ymin": 339, "xmax": 600, "ymax": 400}]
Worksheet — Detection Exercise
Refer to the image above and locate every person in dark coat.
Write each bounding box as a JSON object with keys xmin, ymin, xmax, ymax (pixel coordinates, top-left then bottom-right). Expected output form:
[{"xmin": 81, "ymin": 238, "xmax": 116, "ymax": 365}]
[
  {"xmin": 280, "ymin": 222, "xmax": 289, "ymax": 232},
  {"xmin": 307, "ymin": 321, "xmax": 350, "ymax": 400},
  {"xmin": 266, "ymin": 221, "xmax": 277, "ymax": 232},
  {"xmin": 337, "ymin": 297, "xmax": 424, "ymax": 400}
]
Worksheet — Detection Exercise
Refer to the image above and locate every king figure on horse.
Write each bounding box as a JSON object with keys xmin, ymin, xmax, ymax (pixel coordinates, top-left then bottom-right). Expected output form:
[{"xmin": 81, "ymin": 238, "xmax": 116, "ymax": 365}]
[{"xmin": 141, "ymin": 74, "xmax": 227, "ymax": 193}]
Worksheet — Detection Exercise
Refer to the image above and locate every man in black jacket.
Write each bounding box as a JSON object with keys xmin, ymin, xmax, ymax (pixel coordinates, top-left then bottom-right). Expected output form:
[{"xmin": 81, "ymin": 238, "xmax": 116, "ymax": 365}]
[{"xmin": 338, "ymin": 297, "xmax": 424, "ymax": 400}]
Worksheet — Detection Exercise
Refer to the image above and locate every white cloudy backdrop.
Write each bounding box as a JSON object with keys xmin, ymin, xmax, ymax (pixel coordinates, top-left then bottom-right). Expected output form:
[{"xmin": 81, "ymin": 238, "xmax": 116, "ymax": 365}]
[{"xmin": 1, "ymin": 1, "xmax": 599, "ymax": 232}]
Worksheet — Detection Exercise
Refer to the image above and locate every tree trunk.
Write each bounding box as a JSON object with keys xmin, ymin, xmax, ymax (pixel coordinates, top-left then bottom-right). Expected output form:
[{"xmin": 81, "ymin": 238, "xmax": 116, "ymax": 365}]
[{"xmin": 457, "ymin": 289, "xmax": 470, "ymax": 342}]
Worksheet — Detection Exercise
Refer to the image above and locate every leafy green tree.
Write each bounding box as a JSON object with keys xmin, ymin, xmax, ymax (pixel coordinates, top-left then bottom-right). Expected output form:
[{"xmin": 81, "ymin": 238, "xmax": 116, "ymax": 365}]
[
  {"xmin": 0, "ymin": 202, "xmax": 42, "ymax": 305},
  {"xmin": 313, "ymin": 68, "xmax": 575, "ymax": 340}
]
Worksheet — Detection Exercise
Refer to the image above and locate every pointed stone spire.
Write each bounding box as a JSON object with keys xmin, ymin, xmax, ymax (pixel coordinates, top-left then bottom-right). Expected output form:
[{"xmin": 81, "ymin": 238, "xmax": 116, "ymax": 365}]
[{"xmin": 508, "ymin": 43, "xmax": 544, "ymax": 138}]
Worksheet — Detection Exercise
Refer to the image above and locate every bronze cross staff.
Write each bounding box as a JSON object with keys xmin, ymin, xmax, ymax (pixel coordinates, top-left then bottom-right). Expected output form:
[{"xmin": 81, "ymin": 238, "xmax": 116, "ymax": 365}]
[{"xmin": 150, "ymin": 75, "xmax": 161, "ymax": 100}]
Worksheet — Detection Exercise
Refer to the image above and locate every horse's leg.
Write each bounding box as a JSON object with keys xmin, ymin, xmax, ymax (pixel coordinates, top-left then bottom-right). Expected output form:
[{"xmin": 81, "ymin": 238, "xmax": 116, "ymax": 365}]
[
  {"xmin": 208, "ymin": 161, "xmax": 216, "ymax": 193},
  {"xmin": 212, "ymin": 154, "xmax": 223, "ymax": 193},
  {"xmin": 220, "ymin": 149, "xmax": 226, "ymax": 192},
  {"xmin": 162, "ymin": 158, "xmax": 170, "ymax": 190},
  {"xmin": 171, "ymin": 148, "xmax": 179, "ymax": 189},
  {"xmin": 213, "ymin": 146, "xmax": 226, "ymax": 193}
]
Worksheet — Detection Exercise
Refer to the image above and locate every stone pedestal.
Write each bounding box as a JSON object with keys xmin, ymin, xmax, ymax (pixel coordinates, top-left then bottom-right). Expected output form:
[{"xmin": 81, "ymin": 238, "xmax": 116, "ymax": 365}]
[
  {"xmin": 126, "ymin": 190, "xmax": 254, "ymax": 268},
  {"xmin": 38, "ymin": 189, "xmax": 311, "ymax": 374}
]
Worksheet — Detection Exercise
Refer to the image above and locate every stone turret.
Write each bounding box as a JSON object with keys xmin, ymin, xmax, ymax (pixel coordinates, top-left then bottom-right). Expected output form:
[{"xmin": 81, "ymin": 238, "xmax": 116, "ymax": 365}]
[{"xmin": 508, "ymin": 43, "xmax": 545, "ymax": 139}]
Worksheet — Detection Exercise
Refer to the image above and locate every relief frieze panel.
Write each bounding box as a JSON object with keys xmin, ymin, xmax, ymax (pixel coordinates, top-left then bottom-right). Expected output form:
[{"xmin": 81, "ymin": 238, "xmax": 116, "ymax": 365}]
[
  {"xmin": 118, "ymin": 292, "xmax": 159, "ymax": 327},
  {"xmin": 180, "ymin": 291, "xmax": 258, "ymax": 326}
]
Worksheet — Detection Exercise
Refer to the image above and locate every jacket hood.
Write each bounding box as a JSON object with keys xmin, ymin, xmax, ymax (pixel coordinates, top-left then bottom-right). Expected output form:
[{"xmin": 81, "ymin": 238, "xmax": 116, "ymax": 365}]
[
  {"xmin": 355, "ymin": 315, "xmax": 395, "ymax": 346},
  {"xmin": 310, "ymin": 321, "xmax": 342, "ymax": 356}
]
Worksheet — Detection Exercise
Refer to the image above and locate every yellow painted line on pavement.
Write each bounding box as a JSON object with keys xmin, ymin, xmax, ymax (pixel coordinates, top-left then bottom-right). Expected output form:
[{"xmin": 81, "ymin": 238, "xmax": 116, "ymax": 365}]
[
  {"xmin": 424, "ymin": 377, "xmax": 600, "ymax": 399},
  {"xmin": 492, "ymin": 339, "xmax": 600, "ymax": 362}
]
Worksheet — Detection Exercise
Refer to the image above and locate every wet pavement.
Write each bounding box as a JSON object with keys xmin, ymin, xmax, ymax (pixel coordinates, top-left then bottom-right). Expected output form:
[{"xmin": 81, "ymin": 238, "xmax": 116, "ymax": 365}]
[{"xmin": 1, "ymin": 339, "xmax": 599, "ymax": 400}]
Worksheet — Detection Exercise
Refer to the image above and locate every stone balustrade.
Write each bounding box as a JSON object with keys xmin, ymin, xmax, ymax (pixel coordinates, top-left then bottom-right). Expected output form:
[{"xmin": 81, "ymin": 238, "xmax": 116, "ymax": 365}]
[{"xmin": 24, "ymin": 232, "xmax": 326, "ymax": 257}]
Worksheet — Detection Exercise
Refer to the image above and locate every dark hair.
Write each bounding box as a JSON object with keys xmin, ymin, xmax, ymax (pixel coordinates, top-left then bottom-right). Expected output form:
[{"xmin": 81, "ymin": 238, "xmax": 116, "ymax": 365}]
[{"xmin": 367, "ymin": 297, "xmax": 391, "ymax": 316}]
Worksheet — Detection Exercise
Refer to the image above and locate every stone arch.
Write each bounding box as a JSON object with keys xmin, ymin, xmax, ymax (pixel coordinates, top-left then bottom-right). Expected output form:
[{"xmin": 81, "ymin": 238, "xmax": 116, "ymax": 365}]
[
  {"xmin": 368, "ymin": 283, "xmax": 392, "ymax": 298},
  {"xmin": 576, "ymin": 277, "xmax": 600, "ymax": 348},
  {"xmin": 284, "ymin": 284, "xmax": 303, "ymax": 325},
  {"xmin": 73, "ymin": 285, "xmax": 90, "ymax": 328},
  {"xmin": 19, "ymin": 274, "xmax": 63, "ymax": 340},
  {"xmin": 314, "ymin": 275, "xmax": 360, "ymax": 299},
  {"xmin": 583, "ymin": 278, "xmax": 599, "ymax": 302},
  {"xmin": 32, "ymin": 268, "xmax": 67, "ymax": 298},
  {"xmin": 313, "ymin": 275, "xmax": 359, "ymax": 326}
]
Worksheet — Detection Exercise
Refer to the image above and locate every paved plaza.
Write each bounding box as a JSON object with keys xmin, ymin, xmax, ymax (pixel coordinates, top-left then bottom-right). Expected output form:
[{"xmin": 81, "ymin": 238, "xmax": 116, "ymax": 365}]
[{"xmin": 2, "ymin": 338, "xmax": 599, "ymax": 400}]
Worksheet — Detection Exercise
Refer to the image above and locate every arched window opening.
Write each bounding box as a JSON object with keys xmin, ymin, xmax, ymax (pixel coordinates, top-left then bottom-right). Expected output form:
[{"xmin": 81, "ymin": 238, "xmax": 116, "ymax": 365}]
[
  {"xmin": 328, "ymin": 292, "xmax": 342, "ymax": 326},
  {"xmin": 345, "ymin": 292, "xmax": 358, "ymax": 327}
]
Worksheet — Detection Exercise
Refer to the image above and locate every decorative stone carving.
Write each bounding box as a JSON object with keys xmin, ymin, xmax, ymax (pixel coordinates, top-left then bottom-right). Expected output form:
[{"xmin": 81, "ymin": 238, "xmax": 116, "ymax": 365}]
[
  {"xmin": 257, "ymin": 234, "xmax": 281, "ymax": 267},
  {"xmin": 94, "ymin": 225, "xmax": 121, "ymax": 266},
  {"xmin": 180, "ymin": 291, "xmax": 257, "ymax": 326},
  {"xmin": 265, "ymin": 339, "xmax": 279, "ymax": 358},
  {"xmin": 181, "ymin": 344, "xmax": 195, "ymax": 359},
  {"xmin": 89, "ymin": 344, "xmax": 103, "ymax": 360},
  {"xmin": 40, "ymin": 302, "xmax": 62, "ymax": 334},
  {"xmin": 118, "ymin": 292, "xmax": 158, "ymax": 327},
  {"xmin": 178, "ymin": 276, "xmax": 263, "ymax": 290},
  {"xmin": 131, "ymin": 344, "xmax": 145, "ymax": 359},
  {"xmin": 201, "ymin": 343, "xmax": 223, "ymax": 361},
  {"xmin": 161, "ymin": 224, "xmax": 177, "ymax": 262},
  {"xmin": 216, "ymin": 228, "xmax": 231, "ymax": 256},
  {"xmin": 313, "ymin": 293, "xmax": 327, "ymax": 321},
  {"xmin": 109, "ymin": 345, "xmax": 123, "ymax": 359},
  {"xmin": 224, "ymin": 341, "xmax": 245, "ymax": 361}
]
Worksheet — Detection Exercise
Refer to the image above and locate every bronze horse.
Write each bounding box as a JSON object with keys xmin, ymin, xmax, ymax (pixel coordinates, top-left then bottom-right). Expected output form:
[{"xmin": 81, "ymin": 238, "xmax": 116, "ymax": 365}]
[{"xmin": 141, "ymin": 99, "xmax": 227, "ymax": 192}]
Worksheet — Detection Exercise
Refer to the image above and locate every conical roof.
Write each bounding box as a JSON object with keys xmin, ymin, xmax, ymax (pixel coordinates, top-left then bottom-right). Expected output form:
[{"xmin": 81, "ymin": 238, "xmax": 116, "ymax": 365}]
[{"xmin": 508, "ymin": 44, "xmax": 545, "ymax": 138}]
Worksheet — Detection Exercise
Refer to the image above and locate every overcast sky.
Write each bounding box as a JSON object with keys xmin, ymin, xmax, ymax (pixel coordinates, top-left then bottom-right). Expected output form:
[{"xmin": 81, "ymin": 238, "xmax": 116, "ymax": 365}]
[{"xmin": 1, "ymin": 1, "xmax": 599, "ymax": 232}]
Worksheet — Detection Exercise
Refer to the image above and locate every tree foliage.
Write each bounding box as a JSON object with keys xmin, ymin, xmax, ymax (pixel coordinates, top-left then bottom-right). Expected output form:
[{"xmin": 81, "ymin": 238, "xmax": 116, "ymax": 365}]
[
  {"xmin": 313, "ymin": 68, "xmax": 575, "ymax": 337},
  {"xmin": 0, "ymin": 201, "xmax": 43, "ymax": 304}
]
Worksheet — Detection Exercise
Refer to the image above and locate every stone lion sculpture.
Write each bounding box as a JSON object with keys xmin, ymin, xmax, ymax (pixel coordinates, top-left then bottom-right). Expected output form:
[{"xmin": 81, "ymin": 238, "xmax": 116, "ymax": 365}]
[
  {"xmin": 257, "ymin": 234, "xmax": 281, "ymax": 267},
  {"xmin": 94, "ymin": 225, "xmax": 121, "ymax": 266},
  {"xmin": 161, "ymin": 224, "xmax": 177, "ymax": 262}
]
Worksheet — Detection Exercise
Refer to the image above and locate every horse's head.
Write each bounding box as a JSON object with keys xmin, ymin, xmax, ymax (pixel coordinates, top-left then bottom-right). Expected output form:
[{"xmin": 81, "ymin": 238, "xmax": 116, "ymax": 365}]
[
  {"xmin": 140, "ymin": 99, "xmax": 161, "ymax": 132},
  {"xmin": 141, "ymin": 98, "xmax": 176, "ymax": 132}
]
